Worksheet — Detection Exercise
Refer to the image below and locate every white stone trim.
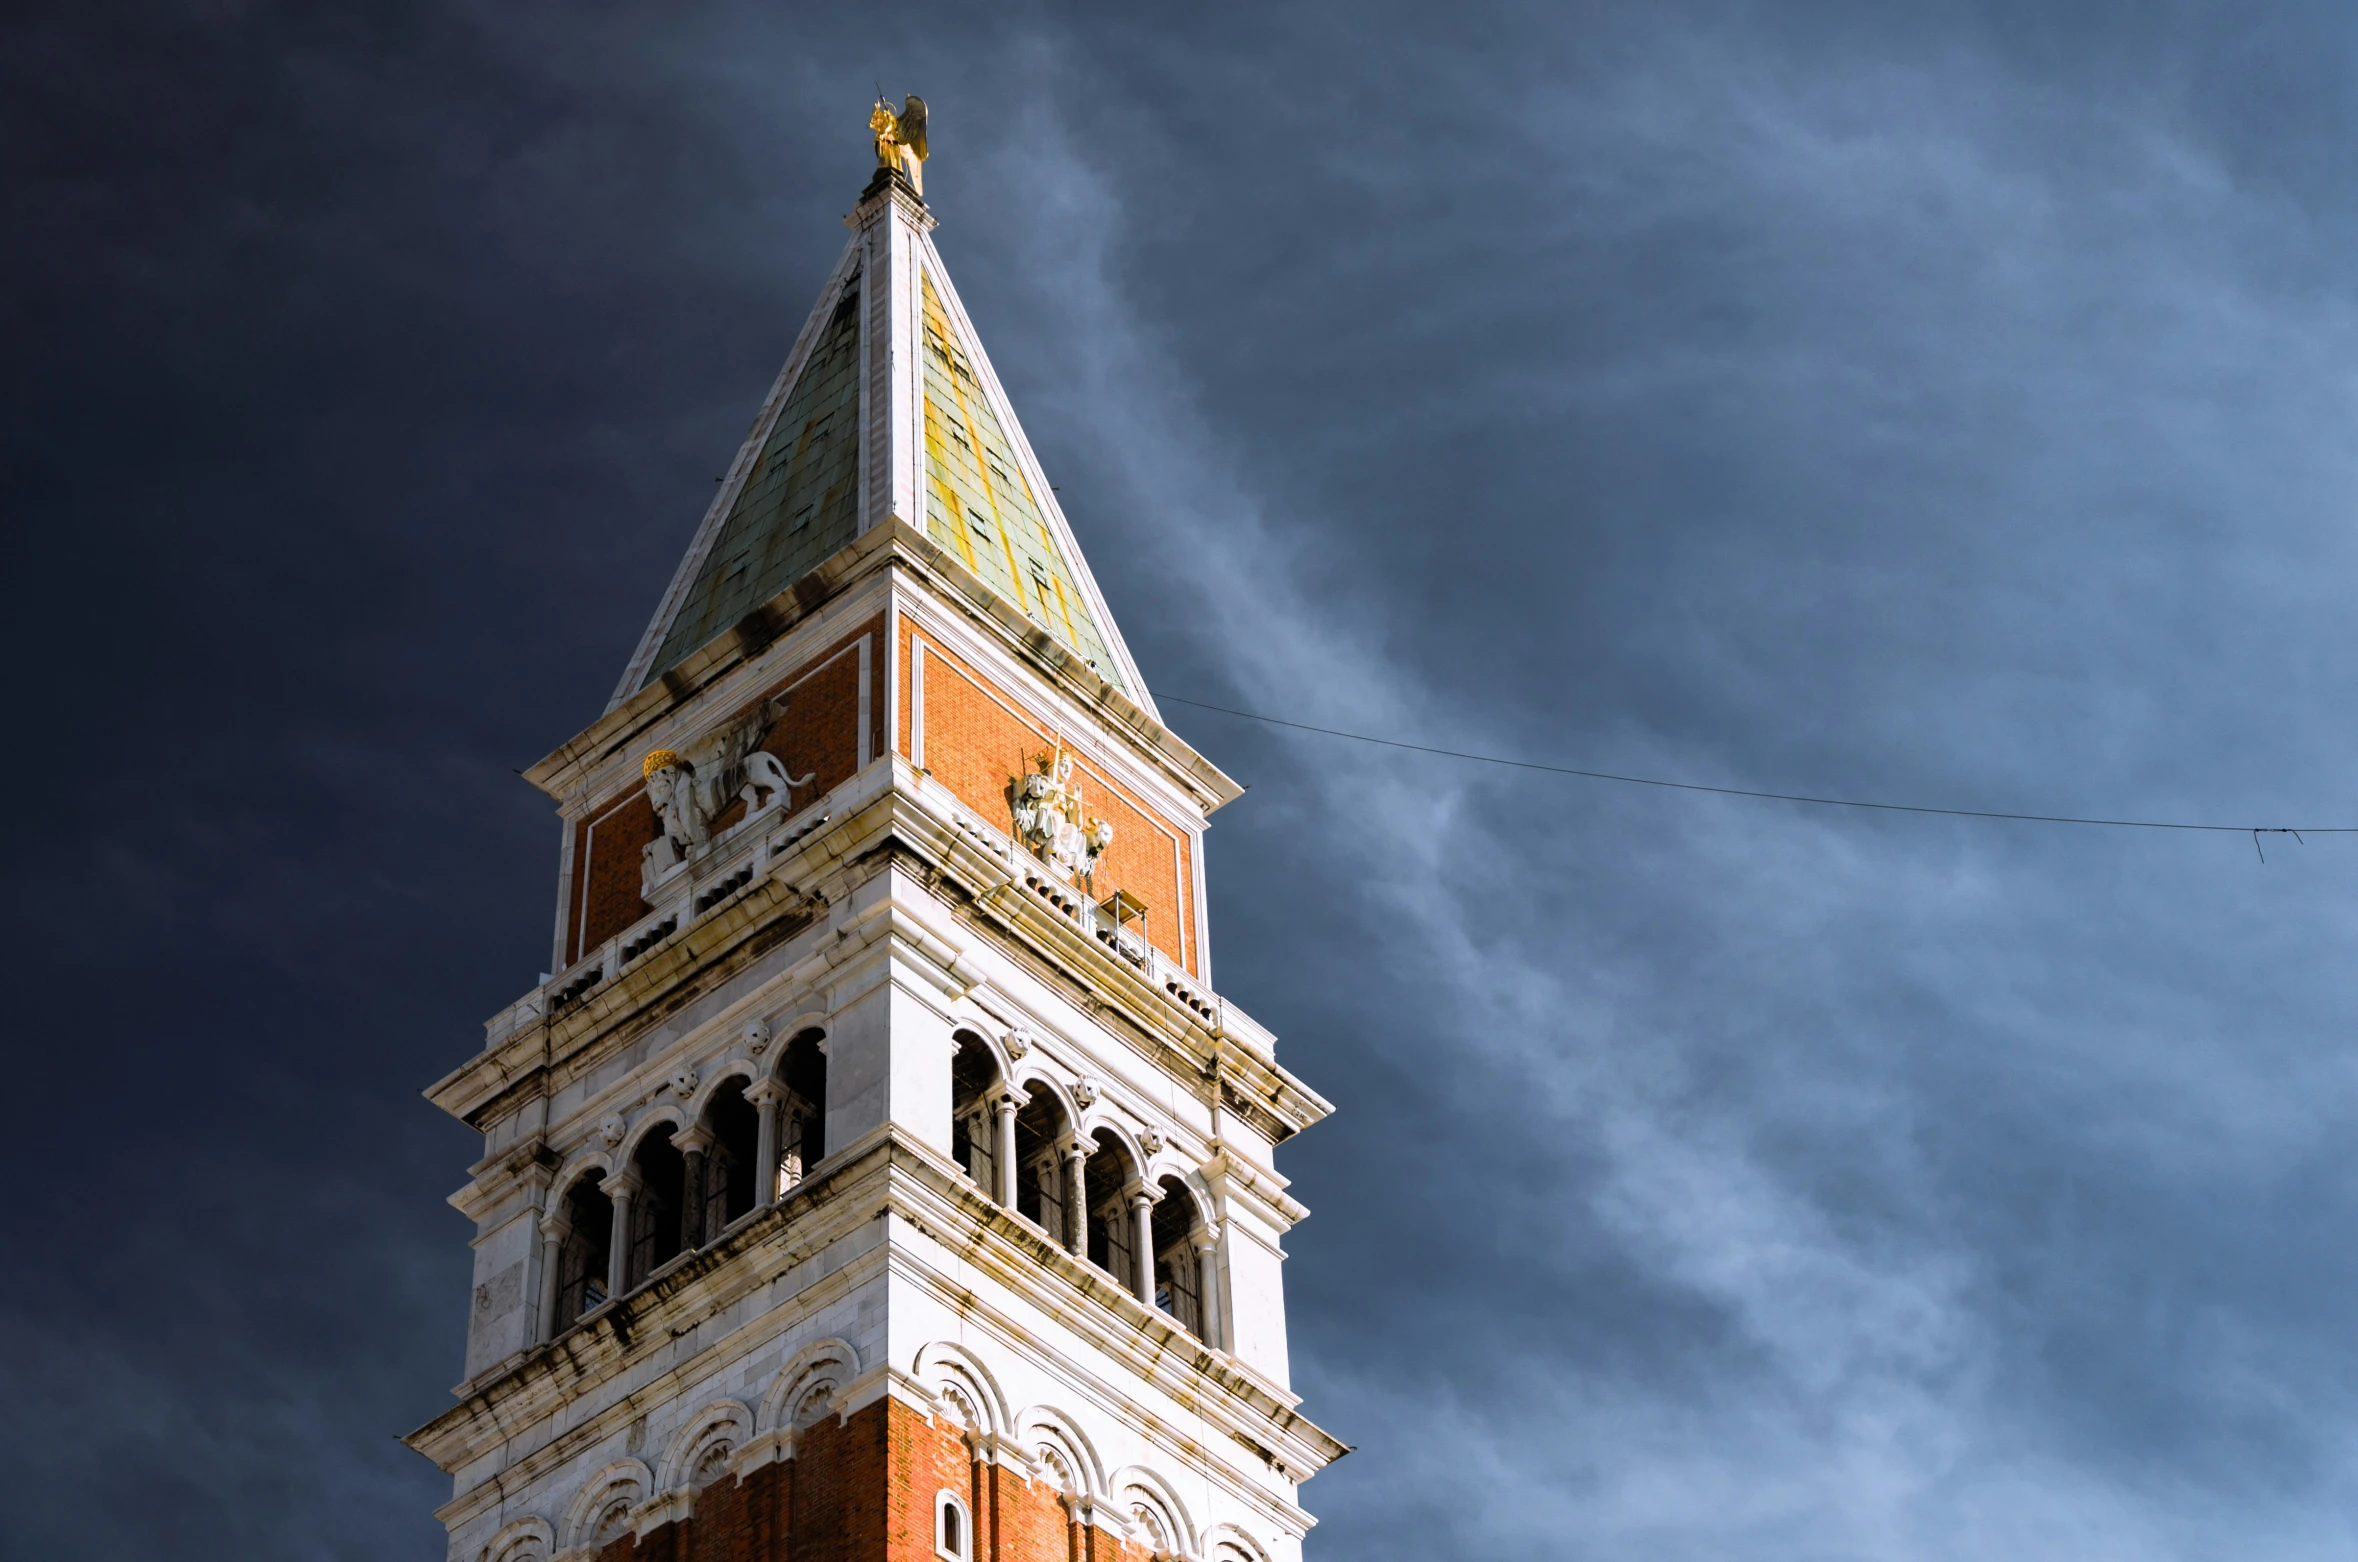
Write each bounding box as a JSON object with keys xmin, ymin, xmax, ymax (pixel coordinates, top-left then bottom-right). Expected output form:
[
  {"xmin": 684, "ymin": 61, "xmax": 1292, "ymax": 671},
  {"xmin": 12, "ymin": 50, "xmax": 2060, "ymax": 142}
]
[
  {"xmin": 558, "ymin": 1459, "xmax": 650, "ymax": 1554},
  {"xmin": 936, "ymin": 1488, "xmax": 974, "ymax": 1562},
  {"xmin": 654, "ymin": 1399, "xmax": 753, "ymax": 1493},
  {"xmin": 1114, "ymin": 1465, "xmax": 1197, "ymax": 1560},
  {"xmin": 760, "ymin": 1336, "xmax": 862, "ymax": 1434},
  {"xmin": 479, "ymin": 1516, "xmax": 554, "ymax": 1562},
  {"xmin": 911, "ymin": 1338, "xmax": 1012, "ymax": 1440}
]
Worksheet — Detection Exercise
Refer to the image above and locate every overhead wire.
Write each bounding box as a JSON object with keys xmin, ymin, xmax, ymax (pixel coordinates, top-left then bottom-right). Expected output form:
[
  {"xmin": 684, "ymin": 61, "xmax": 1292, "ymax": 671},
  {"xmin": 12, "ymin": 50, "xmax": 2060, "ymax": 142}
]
[{"xmin": 1148, "ymin": 692, "xmax": 2353, "ymax": 855}]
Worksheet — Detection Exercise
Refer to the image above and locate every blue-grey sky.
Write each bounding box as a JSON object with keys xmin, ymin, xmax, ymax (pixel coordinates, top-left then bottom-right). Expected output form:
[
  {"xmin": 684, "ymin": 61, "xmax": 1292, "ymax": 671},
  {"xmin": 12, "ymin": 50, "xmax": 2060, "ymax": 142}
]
[{"xmin": 9, "ymin": 3, "xmax": 2358, "ymax": 1558}]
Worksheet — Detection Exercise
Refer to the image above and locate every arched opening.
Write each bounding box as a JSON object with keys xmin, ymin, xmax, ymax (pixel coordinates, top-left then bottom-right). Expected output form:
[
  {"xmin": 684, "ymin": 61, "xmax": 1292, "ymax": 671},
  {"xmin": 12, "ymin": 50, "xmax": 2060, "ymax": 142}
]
[
  {"xmin": 1152, "ymin": 1175, "xmax": 1206, "ymax": 1338},
  {"xmin": 698, "ymin": 1077, "xmax": 760, "ymax": 1240},
  {"xmin": 555, "ymin": 1172, "xmax": 613, "ymax": 1323},
  {"xmin": 949, "ymin": 1032, "xmax": 1001, "ymax": 1193},
  {"xmin": 773, "ymin": 1027, "xmax": 827, "ymax": 1196},
  {"xmin": 1013, "ymin": 1088, "xmax": 1073, "ymax": 1240},
  {"xmin": 1083, "ymin": 1130, "xmax": 1141, "ymax": 1286},
  {"xmin": 937, "ymin": 1491, "xmax": 971, "ymax": 1561},
  {"xmin": 626, "ymin": 1126, "xmax": 687, "ymax": 1288}
]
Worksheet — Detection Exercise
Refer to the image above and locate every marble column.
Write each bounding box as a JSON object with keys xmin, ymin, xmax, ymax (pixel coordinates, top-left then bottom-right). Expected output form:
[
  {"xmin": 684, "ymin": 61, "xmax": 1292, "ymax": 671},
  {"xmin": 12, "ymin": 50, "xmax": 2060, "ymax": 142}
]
[
  {"xmin": 678, "ymin": 1130, "xmax": 712, "ymax": 1249},
  {"xmin": 748, "ymin": 1081, "xmax": 784, "ymax": 1207},
  {"xmin": 993, "ymin": 1093, "xmax": 1021, "ymax": 1208},
  {"xmin": 536, "ymin": 1213, "xmax": 569, "ymax": 1343},
  {"xmin": 1130, "ymin": 1191, "xmax": 1156, "ymax": 1305},
  {"xmin": 1063, "ymin": 1141, "xmax": 1088, "ymax": 1257},
  {"xmin": 606, "ymin": 1175, "xmax": 637, "ymax": 1298}
]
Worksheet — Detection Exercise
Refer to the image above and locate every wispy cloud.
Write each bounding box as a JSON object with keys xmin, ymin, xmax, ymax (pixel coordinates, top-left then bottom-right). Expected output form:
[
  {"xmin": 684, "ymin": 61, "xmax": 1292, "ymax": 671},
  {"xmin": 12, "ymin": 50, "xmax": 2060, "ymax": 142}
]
[{"xmin": 954, "ymin": 42, "xmax": 2358, "ymax": 1555}]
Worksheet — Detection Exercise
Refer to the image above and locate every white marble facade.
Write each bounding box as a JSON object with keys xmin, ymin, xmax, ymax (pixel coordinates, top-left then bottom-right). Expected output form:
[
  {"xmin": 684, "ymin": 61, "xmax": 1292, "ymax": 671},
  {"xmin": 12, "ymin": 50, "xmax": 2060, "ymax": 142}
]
[
  {"xmin": 411, "ymin": 164, "xmax": 1338, "ymax": 1562},
  {"xmin": 410, "ymin": 547, "xmax": 1340, "ymax": 1562}
]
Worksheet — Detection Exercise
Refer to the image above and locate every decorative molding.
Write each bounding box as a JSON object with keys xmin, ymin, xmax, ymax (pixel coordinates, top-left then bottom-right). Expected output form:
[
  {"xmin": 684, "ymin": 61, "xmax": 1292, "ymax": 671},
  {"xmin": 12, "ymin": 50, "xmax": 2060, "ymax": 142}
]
[
  {"xmin": 760, "ymin": 1337, "xmax": 863, "ymax": 1435},
  {"xmin": 654, "ymin": 1399, "xmax": 754, "ymax": 1493},
  {"xmin": 559, "ymin": 1459, "xmax": 651, "ymax": 1553},
  {"xmin": 480, "ymin": 1516, "xmax": 554, "ymax": 1562}
]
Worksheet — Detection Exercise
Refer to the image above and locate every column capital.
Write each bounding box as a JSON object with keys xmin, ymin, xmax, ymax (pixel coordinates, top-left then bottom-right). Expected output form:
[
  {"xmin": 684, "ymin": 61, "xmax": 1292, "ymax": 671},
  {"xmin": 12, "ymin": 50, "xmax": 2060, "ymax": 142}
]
[
  {"xmin": 607, "ymin": 1172, "xmax": 642, "ymax": 1200},
  {"xmin": 676, "ymin": 1128, "xmax": 714, "ymax": 1156},
  {"xmin": 745, "ymin": 1078, "xmax": 788, "ymax": 1108}
]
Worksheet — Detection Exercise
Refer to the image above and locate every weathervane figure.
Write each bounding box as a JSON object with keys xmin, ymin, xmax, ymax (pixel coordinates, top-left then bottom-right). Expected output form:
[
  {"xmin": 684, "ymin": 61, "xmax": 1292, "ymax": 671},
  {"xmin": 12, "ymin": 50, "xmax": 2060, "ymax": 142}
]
[{"xmin": 870, "ymin": 93, "xmax": 929, "ymax": 196}]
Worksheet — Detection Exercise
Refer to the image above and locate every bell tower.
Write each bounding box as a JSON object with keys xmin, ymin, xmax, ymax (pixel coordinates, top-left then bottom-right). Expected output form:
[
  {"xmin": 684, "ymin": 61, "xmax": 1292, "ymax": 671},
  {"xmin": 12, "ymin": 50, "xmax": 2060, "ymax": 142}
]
[{"xmin": 405, "ymin": 107, "xmax": 1344, "ymax": 1562}]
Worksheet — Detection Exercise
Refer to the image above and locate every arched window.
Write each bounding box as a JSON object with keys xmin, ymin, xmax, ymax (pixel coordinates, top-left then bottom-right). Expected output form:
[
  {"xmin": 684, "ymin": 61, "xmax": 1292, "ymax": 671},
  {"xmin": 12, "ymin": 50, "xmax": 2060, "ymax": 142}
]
[
  {"xmin": 949, "ymin": 1033, "xmax": 1000, "ymax": 1192},
  {"xmin": 555, "ymin": 1173, "xmax": 614, "ymax": 1323},
  {"xmin": 774, "ymin": 1027, "xmax": 827, "ymax": 1195},
  {"xmin": 698, "ymin": 1078, "xmax": 760, "ymax": 1239},
  {"xmin": 935, "ymin": 1489, "xmax": 971, "ymax": 1561},
  {"xmin": 626, "ymin": 1126, "xmax": 686, "ymax": 1288},
  {"xmin": 1014, "ymin": 1089, "xmax": 1073, "ymax": 1241},
  {"xmin": 1083, "ymin": 1130, "xmax": 1141, "ymax": 1285},
  {"xmin": 1151, "ymin": 1175, "xmax": 1205, "ymax": 1338}
]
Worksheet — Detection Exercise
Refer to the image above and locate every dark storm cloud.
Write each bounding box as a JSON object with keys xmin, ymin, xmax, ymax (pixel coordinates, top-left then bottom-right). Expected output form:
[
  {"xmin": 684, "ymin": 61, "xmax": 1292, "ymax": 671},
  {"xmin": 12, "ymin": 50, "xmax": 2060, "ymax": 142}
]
[{"xmin": 8, "ymin": 3, "xmax": 2358, "ymax": 1558}]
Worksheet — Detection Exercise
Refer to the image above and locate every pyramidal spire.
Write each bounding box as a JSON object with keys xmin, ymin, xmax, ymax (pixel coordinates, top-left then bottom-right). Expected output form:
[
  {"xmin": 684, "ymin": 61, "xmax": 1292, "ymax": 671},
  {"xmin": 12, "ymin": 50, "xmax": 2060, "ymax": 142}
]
[{"xmin": 612, "ymin": 116, "xmax": 1152, "ymax": 718}]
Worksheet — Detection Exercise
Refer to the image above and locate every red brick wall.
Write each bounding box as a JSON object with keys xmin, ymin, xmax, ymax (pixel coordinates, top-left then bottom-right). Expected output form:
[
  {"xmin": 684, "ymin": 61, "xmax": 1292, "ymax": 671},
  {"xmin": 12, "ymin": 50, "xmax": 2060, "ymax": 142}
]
[
  {"xmin": 608, "ymin": 1399, "xmax": 1141, "ymax": 1562},
  {"xmin": 900, "ymin": 621, "xmax": 1198, "ymax": 976},
  {"xmin": 565, "ymin": 619, "xmax": 883, "ymax": 965}
]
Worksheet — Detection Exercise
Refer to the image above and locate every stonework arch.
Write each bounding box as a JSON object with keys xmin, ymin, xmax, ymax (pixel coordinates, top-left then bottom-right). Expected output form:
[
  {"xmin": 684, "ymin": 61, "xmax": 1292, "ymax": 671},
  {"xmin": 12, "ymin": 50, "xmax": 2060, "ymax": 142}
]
[
  {"xmin": 561, "ymin": 1459, "xmax": 650, "ymax": 1552},
  {"xmin": 1008, "ymin": 1068, "xmax": 1077, "ymax": 1124},
  {"xmin": 550, "ymin": 1148, "xmax": 615, "ymax": 1193},
  {"xmin": 911, "ymin": 1340, "xmax": 1011, "ymax": 1440},
  {"xmin": 948, "ymin": 1025, "xmax": 1016, "ymax": 1094},
  {"xmin": 1014, "ymin": 1405, "xmax": 1105, "ymax": 1501},
  {"xmin": 760, "ymin": 1337, "xmax": 859, "ymax": 1433},
  {"xmin": 1206, "ymin": 1523, "xmax": 1273, "ymax": 1562},
  {"xmin": 617, "ymin": 1105, "xmax": 685, "ymax": 1164},
  {"xmin": 1075, "ymin": 1117, "xmax": 1151, "ymax": 1180},
  {"xmin": 761, "ymin": 1012, "xmax": 830, "ymax": 1070},
  {"xmin": 656, "ymin": 1399, "xmax": 753, "ymax": 1491},
  {"xmin": 1111, "ymin": 1466, "xmax": 1197, "ymax": 1560},
  {"xmin": 479, "ymin": 1516, "xmax": 553, "ymax": 1562},
  {"xmin": 683, "ymin": 1064, "xmax": 759, "ymax": 1126},
  {"xmin": 1152, "ymin": 1171, "xmax": 1213, "ymax": 1229}
]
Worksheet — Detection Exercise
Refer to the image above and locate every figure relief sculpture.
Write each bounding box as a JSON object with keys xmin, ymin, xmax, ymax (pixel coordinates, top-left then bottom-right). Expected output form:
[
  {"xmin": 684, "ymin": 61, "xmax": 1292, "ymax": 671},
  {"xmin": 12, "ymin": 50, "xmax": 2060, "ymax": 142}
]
[
  {"xmin": 1007, "ymin": 746, "xmax": 1114, "ymax": 889},
  {"xmin": 870, "ymin": 94, "xmax": 929, "ymax": 196},
  {"xmin": 642, "ymin": 697, "xmax": 816, "ymax": 895}
]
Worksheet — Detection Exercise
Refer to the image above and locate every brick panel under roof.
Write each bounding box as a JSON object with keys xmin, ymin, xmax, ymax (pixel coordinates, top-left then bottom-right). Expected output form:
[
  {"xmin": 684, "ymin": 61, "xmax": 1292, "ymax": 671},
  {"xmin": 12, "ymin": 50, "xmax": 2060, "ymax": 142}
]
[
  {"xmin": 648, "ymin": 284, "xmax": 865, "ymax": 681},
  {"xmin": 919, "ymin": 268, "xmax": 1122, "ymax": 690}
]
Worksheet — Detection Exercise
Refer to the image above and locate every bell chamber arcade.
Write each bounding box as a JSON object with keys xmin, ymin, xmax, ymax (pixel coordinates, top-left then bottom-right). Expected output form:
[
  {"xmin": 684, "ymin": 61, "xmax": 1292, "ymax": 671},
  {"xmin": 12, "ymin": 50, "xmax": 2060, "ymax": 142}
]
[{"xmin": 405, "ymin": 112, "xmax": 1342, "ymax": 1562}]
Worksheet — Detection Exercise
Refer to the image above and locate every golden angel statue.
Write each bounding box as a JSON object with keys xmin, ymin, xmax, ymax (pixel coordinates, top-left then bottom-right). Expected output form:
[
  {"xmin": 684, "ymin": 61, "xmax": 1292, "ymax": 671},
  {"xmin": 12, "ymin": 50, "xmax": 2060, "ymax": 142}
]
[{"xmin": 870, "ymin": 94, "xmax": 929, "ymax": 196}]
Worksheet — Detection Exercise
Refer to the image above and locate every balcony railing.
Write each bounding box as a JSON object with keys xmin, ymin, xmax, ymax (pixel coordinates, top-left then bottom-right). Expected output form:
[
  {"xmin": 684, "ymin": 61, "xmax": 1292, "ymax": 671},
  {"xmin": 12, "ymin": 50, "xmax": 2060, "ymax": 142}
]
[
  {"xmin": 482, "ymin": 795, "xmax": 836, "ymax": 1050},
  {"xmin": 481, "ymin": 772, "xmax": 1276, "ymax": 1058}
]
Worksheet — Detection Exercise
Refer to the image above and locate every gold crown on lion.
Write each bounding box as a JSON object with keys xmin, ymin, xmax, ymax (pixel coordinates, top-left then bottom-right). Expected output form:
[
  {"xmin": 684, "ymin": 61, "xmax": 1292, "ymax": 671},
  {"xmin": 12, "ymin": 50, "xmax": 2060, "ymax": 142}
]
[{"xmin": 643, "ymin": 749, "xmax": 683, "ymax": 778}]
